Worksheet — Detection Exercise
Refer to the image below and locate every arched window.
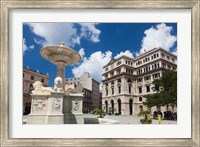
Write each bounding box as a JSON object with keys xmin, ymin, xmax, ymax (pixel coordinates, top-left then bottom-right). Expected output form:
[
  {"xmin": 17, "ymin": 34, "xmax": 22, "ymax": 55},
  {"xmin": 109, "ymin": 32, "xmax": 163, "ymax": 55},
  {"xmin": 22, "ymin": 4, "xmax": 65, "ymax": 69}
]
[
  {"xmin": 139, "ymin": 97, "xmax": 143, "ymax": 101},
  {"xmin": 127, "ymin": 79, "xmax": 132, "ymax": 94}
]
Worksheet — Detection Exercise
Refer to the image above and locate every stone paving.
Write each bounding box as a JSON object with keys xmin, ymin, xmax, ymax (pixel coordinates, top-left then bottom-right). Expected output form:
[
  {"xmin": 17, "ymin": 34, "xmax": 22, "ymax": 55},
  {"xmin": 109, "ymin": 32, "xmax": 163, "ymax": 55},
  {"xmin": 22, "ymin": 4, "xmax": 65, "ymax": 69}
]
[
  {"xmin": 84, "ymin": 114, "xmax": 177, "ymax": 125},
  {"xmin": 23, "ymin": 114, "xmax": 177, "ymax": 124}
]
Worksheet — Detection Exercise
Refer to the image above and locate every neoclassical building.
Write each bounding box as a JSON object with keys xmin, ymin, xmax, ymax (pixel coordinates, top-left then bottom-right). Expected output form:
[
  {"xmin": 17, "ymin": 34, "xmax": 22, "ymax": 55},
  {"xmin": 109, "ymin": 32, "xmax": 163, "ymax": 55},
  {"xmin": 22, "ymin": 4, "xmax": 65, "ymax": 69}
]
[{"xmin": 102, "ymin": 48, "xmax": 177, "ymax": 115}]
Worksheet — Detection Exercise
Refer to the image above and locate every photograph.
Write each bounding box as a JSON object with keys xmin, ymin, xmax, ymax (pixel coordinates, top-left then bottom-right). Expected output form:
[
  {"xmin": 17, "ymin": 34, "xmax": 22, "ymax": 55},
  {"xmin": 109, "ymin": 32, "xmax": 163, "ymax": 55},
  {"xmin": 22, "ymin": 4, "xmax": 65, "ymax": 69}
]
[
  {"xmin": 23, "ymin": 22, "xmax": 177, "ymax": 125},
  {"xmin": 1, "ymin": 0, "xmax": 199, "ymax": 146}
]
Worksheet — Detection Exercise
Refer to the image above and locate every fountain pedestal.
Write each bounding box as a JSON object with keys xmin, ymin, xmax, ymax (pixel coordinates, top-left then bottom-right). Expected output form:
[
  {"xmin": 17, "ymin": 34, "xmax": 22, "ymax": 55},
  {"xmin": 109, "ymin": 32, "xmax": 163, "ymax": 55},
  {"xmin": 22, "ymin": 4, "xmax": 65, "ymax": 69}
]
[
  {"xmin": 27, "ymin": 89, "xmax": 65, "ymax": 124},
  {"xmin": 48, "ymin": 92, "xmax": 65, "ymax": 124},
  {"xmin": 63, "ymin": 93, "xmax": 84, "ymax": 124}
]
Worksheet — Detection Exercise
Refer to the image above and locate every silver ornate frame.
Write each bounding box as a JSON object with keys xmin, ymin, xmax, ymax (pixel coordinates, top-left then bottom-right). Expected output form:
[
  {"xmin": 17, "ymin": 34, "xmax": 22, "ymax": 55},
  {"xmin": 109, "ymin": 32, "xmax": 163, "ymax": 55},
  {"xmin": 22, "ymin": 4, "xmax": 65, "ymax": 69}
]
[{"xmin": 0, "ymin": 0, "xmax": 199, "ymax": 146}]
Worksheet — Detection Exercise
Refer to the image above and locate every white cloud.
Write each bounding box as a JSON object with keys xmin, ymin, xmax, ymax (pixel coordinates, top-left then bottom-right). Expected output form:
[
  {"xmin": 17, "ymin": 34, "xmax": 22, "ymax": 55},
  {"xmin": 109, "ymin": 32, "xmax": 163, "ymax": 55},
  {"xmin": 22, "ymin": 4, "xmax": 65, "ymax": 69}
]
[
  {"xmin": 28, "ymin": 23, "xmax": 77, "ymax": 47},
  {"xmin": 29, "ymin": 45, "xmax": 35, "ymax": 49},
  {"xmin": 26, "ymin": 23, "xmax": 101, "ymax": 48},
  {"xmin": 114, "ymin": 50, "xmax": 134, "ymax": 59},
  {"xmin": 171, "ymin": 50, "xmax": 177, "ymax": 55},
  {"xmin": 79, "ymin": 23, "xmax": 101, "ymax": 43},
  {"xmin": 23, "ymin": 38, "xmax": 34, "ymax": 54},
  {"xmin": 72, "ymin": 51, "xmax": 112, "ymax": 82},
  {"xmin": 23, "ymin": 38, "xmax": 28, "ymax": 53},
  {"xmin": 139, "ymin": 23, "xmax": 177, "ymax": 54},
  {"xmin": 78, "ymin": 48, "xmax": 85, "ymax": 58}
]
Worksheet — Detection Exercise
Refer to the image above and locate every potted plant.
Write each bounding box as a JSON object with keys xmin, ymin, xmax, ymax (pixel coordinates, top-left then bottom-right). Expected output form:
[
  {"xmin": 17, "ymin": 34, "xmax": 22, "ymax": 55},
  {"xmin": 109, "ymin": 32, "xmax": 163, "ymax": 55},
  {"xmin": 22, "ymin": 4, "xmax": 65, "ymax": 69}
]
[
  {"xmin": 95, "ymin": 108, "xmax": 104, "ymax": 118},
  {"xmin": 138, "ymin": 110, "xmax": 152, "ymax": 124}
]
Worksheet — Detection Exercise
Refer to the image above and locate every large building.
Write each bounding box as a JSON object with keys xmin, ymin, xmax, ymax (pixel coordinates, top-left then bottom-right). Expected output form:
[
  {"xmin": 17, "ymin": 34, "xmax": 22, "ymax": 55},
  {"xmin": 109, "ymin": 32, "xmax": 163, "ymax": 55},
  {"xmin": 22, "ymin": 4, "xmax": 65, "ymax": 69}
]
[
  {"xmin": 102, "ymin": 48, "xmax": 177, "ymax": 115},
  {"xmin": 23, "ymin": 67, "xmax": 49, "ymax": 115},
  {"xmin": 65, "ymin": 72, "xmax": 101, "ymax": 111}
]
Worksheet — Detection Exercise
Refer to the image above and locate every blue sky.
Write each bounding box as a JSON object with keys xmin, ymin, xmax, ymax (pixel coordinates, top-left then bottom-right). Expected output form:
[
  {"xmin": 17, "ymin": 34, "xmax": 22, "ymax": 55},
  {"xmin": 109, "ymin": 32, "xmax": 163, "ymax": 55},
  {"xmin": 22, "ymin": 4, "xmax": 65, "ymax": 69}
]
[{"xmin": 23, "ymin": 23, "xmax": 177, "ymax": 86}]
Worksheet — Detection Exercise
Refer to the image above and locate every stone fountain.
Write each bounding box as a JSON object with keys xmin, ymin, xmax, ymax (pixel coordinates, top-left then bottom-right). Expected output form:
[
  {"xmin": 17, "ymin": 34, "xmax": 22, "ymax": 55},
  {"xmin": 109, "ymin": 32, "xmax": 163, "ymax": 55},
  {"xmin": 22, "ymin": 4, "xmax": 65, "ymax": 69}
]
[
  {"xmin": 27, "ymin": 42, "xmax": 84, "ymax": 124},
  {"xmin": 40, "ymin": 41, "xmax": 81, "ymax": 89}
]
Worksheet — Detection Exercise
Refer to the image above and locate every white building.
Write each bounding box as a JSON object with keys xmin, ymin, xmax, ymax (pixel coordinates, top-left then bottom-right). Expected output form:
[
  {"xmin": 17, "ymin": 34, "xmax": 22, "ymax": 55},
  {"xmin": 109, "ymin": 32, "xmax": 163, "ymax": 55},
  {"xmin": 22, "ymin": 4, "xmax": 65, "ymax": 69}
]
[
  {"xmin": 65, "ymin": 72, "xmax": 101, "ymax": 111},
  {"xmin": 102, "ymin": 48, "xmax": 177, "ymax": 115}
]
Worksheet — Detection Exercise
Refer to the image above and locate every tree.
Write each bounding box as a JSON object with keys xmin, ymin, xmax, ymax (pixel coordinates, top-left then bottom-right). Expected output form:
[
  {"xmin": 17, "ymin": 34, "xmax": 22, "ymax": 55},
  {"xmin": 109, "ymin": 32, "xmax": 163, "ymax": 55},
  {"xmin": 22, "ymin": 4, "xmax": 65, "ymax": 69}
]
[
  {"xmin": 143, "ymin": 71, "xmax": 177, "ymax": 107},
  {"xmin": 95, "ymin": 108, "xmax": 104, "ymax": 118},
  {"xmin": 138, "ymin": 110, "xmax": 152, "ymax": 124}
]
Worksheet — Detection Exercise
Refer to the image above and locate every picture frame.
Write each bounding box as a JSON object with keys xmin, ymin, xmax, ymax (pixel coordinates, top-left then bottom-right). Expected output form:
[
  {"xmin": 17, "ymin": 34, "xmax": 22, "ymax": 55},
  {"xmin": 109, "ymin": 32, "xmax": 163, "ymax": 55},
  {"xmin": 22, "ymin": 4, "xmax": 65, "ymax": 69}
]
[{"xmin": 0, "ymin": 0, "xmax": 199, "ymax": 146}]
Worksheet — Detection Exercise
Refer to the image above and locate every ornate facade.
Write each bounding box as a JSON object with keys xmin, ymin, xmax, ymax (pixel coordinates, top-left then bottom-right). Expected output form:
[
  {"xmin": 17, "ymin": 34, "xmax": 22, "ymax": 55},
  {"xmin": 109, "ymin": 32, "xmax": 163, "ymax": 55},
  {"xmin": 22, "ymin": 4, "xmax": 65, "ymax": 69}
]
[{"xmin": 102, "ymin": 48, "xmax": 177, "ymax": 115}]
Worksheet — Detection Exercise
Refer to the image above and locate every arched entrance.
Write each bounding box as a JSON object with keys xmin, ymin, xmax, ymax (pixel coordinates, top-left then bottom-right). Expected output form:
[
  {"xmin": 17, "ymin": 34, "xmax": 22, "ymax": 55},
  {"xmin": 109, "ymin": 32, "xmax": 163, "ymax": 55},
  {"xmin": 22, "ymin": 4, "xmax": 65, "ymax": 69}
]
[
  {"xmin": 117, "ymin": 99, "xmax": 121, "ymax": 114},
  {"xmin": 129, "ymin": 99, "xmax": 133, "ymax": 115},
  {"xmin": 105, "ymin": 100, "xmax": 108, "ymax": 113},
  {"xmin": 111, "ymin": 100, "xmax": 114, "ymax": 114}
]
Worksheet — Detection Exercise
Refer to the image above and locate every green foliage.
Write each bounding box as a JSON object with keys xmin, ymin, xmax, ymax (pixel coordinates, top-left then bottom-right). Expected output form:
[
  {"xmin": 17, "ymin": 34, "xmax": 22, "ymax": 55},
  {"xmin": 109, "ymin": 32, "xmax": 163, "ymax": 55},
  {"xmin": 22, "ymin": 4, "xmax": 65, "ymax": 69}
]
[
  {"xmin": 144, "ymin": 71, "xmax": 177, "ymax": 107},
  {"xmin": 138, "ymin": 110, "xmax": 152, "ymax": 124},
  {"xmin": 95, "ymin": 108, "xmax": 104, "ymax": 118}
]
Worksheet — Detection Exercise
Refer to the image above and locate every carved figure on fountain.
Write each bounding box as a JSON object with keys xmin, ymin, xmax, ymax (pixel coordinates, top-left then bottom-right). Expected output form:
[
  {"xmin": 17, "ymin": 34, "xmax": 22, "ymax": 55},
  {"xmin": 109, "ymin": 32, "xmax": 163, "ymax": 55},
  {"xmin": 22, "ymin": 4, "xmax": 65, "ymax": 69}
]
[
  {"xmin": 54, "ymin": 77, "xmax": 63, "ymax": 92},
  {"xmin": 32, "ymin": 81, "xmax": 53, "ymax": 95}
]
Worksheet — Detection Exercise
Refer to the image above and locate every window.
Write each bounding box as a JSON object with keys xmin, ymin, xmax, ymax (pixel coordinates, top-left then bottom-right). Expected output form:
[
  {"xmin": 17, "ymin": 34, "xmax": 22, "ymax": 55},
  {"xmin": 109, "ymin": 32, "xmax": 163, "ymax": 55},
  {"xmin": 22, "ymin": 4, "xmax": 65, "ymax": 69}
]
[
  {"xmin": 128, "ymin": 85, "xmax": 131, "ymax": 93},
  {"xmin": 118, "ymin": 79, "xmax": 121, "ymax": 83},
  {"xmin": 106, "ymin": 89, "xmax": 108, "ymax": 96},
  {"xmin": 146, "ymin": 66, "xmax": 148, "ymax": 72},
  {"xmin": 30, "ymin": 75, "xmax": 34, "ymax": 80},
  {"xmin": 105, "ymin": 74, "xmax": 108, "ymax": 79},
  {"xmin": 41, "ymin": 79, "xmax": 44, "ymax": 83},
  {"xmin": 117, "ymin": 61, "xmax": 121, "ymax": 66},
  {"xmin": 118, "ymin": 86, "xmax": 121, "ymax": 94},
  {"xmin": 110, "ymin": 72, "xmax": 114, "ymax": 77},
  {"xmin": 23, "ymin": 73, "xmax": 25, "ymax": 78},
  {"xmin": 112, "ymin": 87, "xmax": 114, "ymax": 95},
  {"xmin": 139, "ymin": 97, "xmax": 142, "ymax": 101},
  {"xmin": 137, "ymin": 78, "xmax": 143, "ymax": 83},
  {"xmin": 166, "ymin": 56, "xmax": 170, "ymax": 60},
  {"xmin": 157, "ymin": 53, "xmax": 159, "ymax": 57},
  {"xmin": 146, "ymin": 86, "xmax": 150, "ymax": 92},
  {"xmin": 139, "ymin": 87, "xmax": 142, "ymax": 93},
  {"xmin": 116, "ymin": 69, "xmax": 121, "ymax": 74},
  {"xmin": 153, "ymin": 73, "xmax": 160, "ymax": 79},
  {"xmin": 144, "ymin": 75, "xmax": 151, "ymax": 81},
  {"xmin": 172, "ymin": 66, "xmax": 176, "ymax": 70}
]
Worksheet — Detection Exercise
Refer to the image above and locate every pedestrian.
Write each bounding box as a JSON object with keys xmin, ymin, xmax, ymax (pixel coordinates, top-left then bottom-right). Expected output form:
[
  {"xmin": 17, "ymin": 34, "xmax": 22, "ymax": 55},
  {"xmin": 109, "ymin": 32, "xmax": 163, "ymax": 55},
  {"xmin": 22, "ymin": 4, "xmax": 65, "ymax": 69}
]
[{"xmin": 157, "ymin": 114, "xmax": 162, "ymax": 124}]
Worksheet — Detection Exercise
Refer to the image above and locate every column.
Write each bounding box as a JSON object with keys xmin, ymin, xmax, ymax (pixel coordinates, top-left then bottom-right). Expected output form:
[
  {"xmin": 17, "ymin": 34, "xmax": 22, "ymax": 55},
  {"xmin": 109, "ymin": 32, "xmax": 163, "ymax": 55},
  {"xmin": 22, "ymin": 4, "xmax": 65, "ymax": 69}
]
[{"xmin": 56, "ymin": 61, "xmax": 65, "ymax": 89}]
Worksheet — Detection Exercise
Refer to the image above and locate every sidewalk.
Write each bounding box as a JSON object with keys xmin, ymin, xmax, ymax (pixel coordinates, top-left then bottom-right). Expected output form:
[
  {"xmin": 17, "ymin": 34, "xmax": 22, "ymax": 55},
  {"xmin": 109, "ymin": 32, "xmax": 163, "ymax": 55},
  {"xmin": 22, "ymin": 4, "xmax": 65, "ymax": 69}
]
[{"xmin": 103, "ymin": 114, "xmax": 177, "ymax": 124}]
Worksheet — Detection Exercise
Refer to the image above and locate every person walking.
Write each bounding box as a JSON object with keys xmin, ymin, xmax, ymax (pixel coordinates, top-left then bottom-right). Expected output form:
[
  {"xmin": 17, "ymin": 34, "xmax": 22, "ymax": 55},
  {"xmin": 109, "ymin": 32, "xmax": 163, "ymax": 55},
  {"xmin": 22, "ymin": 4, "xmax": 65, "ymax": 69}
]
[{"xmin": 157, "ymin": 114, "xmax": 162, "ymax": 124}]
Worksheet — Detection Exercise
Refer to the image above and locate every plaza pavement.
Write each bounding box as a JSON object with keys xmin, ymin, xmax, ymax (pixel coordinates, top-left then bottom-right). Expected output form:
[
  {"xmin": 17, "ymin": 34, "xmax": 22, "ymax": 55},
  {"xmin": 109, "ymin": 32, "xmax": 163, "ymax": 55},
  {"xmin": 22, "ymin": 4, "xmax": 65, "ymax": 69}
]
[
  {"xmin": 84, "ymin": 114, "xmax": 177, "ymax": 124},
  {"xmin": 23, "ymin": 114, "xmax": 177, "ymax": 124}
]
